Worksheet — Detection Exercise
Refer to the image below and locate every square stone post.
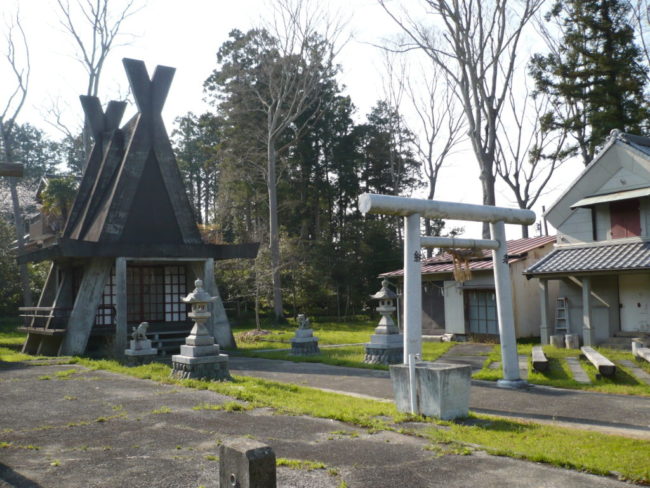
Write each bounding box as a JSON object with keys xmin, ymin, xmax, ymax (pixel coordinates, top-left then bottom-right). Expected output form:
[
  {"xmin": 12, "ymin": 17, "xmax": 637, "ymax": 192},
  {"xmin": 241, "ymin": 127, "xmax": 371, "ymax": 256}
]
[
  {"xmin": 114, "ymin": 257, "xmax": 127, "ymax": 356},
  {"xmin": 403, "ymin": 213, "xmax": 422, "ymax": 363},
  {"xmin": 582, "ymin": 277, "xmax": 594, "ymax": 346},
  {"xmin": 539, "ymin": 278, "xmax": 549, "ymax": 345}
]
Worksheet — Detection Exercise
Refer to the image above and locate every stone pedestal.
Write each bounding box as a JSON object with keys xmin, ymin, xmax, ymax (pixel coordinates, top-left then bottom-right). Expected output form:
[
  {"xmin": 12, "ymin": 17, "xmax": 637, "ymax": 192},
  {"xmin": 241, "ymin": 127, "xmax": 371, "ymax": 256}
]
[
  {"xmin": 290, "ymin": 328, "xmax": 320, "ymax": 355},
  {"xmin": 390, "ymin": 361, "xmax": 471, "ymax": 420},
  {"xmin": 170, "ymin": 279, "xmax": 231, "ymax": 381},
  {"xmin": 219, "ymin": 438, "xmax": 276, "ymax": 488},
  {"xmin": 364, "ymin": 279, "xmax": 403, "ymax": 365},
  {"xmin": 364, "ymin": 333, "xmax": 403, "ymax": 364},
  {"xmin": 124, "ymin": 339, "xmax": 157, "ymax": 365},
  {"xmin": 171, "ymin": 325, "xmax": 230, "ymax": 381}
]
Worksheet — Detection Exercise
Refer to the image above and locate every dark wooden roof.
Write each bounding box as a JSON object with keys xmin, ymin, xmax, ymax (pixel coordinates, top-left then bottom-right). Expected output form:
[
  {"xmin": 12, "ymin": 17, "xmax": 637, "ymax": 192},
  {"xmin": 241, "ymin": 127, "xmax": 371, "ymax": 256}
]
[{"xmin": 20, "ymin": 58, "xmax": 258, "ymax": 263}]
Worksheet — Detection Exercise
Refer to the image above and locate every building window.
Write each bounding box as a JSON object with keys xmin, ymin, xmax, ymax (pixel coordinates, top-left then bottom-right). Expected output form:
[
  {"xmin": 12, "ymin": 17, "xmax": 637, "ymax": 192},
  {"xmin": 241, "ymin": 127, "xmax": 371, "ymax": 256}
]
[
  {"xmin": 610, "ymin": 199, "xmax": 641, "ymax": 239},
  {"xmin": 465, "ymin": 289, "xmax": 498, "ymax": 335},
  {"xmin": 96, "ymin": 269, "xmax": 116, "ymax": 326},
  {"xmin": 164, "ymin": 266, "xmax": 188, "ymax": 322},
  {"xmin": 126, "ymin": 265, "xmax": 188, "ymax": 324}
]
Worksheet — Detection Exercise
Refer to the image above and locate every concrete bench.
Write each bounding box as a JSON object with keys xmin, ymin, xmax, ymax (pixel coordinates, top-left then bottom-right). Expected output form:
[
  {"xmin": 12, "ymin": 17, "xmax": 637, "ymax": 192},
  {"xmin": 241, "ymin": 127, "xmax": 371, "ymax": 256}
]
[
  {"xmin": 531, "ymin": 346, "xmax": 549, "ymax": 372},
  {"xmin": 581, "ymin": 346, "xmax": 616, "ymax": 377},
  {"xmin": 634, "ymin": 347, "xmax": 650, "ymax": 363}
]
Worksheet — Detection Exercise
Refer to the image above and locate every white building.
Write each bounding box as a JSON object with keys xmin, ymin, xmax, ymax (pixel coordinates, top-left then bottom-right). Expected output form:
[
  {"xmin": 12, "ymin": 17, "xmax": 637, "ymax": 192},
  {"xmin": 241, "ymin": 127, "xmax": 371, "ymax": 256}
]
[{"xmin": 526, "ymin": 131, "xmax": 650, "ymax": 345}]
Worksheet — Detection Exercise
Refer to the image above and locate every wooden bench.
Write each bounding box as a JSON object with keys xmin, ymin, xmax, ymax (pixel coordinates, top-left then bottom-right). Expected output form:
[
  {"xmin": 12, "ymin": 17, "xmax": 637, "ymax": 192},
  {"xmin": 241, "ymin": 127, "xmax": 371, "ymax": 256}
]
[
  {"xmin": 581, "ymin": 346, "xmax": 616, "ymax": 377},
  {"xmin": 531, "ymin": 346, "xmax": 549, "ymax": 372}
]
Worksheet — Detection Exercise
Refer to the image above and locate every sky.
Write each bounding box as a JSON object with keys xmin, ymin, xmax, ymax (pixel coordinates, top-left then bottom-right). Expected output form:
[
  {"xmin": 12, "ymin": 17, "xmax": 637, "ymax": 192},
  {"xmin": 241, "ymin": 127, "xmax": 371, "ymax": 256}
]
[{"xmin": 2, "ymin": 0, "xmax": 583, "ymax": 240}]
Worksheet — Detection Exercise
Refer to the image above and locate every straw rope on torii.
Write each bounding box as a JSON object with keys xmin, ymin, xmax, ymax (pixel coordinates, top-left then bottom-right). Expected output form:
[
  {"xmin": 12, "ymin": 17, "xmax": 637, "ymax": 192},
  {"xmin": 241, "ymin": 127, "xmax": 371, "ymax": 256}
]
[{"xmin": 447, "ymin": 246, "xmax": 484, "ymax": 283}]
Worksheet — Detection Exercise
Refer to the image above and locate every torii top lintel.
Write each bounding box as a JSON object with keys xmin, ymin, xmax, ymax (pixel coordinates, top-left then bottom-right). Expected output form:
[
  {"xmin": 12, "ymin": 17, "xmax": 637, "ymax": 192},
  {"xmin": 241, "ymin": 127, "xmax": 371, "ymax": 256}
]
[
  {"xmin": 122, "ymin": 58, "xmax": 175, "ymax": 116},
  {"xmin": 359, "ymin": 193, "xmax": 536, "ymax": 226}
]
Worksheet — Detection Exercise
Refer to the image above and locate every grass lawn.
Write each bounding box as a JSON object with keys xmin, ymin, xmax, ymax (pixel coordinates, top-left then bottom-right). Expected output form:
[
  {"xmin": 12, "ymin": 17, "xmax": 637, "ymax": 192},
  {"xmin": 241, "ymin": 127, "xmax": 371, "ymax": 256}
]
[
  {"xmin": 232, "ymin": 317, "xmax": 453, "ymax": 370},
  {"xmin": 232, "ymin": 317, "xmax": 377, "ymax": 350},
  {"xmin": 474, "ymin": 343, "xmax": 650, "ymax": 396}
]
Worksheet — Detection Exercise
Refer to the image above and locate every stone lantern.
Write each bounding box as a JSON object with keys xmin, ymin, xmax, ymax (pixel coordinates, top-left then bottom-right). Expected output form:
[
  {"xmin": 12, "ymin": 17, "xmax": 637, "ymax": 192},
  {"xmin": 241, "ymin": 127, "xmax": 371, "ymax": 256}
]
[
  {"xmin": 364, "ymin": 279, "xmax": 403, "ymax": 364},
  {"xmin": 171, "ymin": 279, "xmax": 230, "ymax": 381}
]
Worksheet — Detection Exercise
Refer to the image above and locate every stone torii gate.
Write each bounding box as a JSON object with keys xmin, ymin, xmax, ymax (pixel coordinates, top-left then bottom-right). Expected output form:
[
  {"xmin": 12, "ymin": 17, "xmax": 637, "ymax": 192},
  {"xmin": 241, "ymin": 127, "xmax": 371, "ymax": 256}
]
[{"xmin": 359, "ymin": 193, "xmax": 536, "ymax": 389}]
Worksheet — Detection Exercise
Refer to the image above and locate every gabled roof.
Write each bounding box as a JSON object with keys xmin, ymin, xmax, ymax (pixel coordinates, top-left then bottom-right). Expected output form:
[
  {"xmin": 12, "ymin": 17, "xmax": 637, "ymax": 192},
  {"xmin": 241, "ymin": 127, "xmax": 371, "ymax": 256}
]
[
  {"xmin": 525, "ymin": 238, "xmax": 650, "ymax": 276},
  {"xmin": 19, "ymin": 58, "xmax": 260, "ymax": 263},
  {"xmin": 544, "ymin": 131, "xmax": 650, "ymax": 229},
  {"xmin": 380, "ymin": 235, "xmax": 556, "ymax": 278},
  {"xmin": 64, "ymin": 58, "xmax": 202, "ymax": 246}
]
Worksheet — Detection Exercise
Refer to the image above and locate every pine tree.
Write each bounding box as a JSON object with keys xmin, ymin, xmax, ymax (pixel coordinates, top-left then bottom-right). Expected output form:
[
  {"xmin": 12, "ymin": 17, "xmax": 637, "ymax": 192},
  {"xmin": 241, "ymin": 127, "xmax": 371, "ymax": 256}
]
[{"xmin": 530, "ymin": 0, "xmax": 649, "ymax": 165}]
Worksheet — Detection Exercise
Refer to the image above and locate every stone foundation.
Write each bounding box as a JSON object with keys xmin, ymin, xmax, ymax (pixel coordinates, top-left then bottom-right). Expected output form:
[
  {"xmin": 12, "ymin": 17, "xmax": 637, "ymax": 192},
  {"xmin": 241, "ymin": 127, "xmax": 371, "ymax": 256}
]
[
  {"xmin": 290, "ymin": 338, "xmax": 320, "ymax": 355},
  {"xmin": 170, "ymin": 355, "xmax": 231, "ymax": 381},
  {"xmin": 364, "ymin": 346, "xmax": 403, "ymax": 365}
]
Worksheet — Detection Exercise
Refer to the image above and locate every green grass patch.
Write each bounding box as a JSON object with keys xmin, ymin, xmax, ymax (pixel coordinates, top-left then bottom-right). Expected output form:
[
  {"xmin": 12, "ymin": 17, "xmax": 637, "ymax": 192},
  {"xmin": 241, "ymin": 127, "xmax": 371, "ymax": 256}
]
[
  {"xmin": 426, "ymin": 414, "xmax": 650, "ymax": 484},
  {"xmin": 0, "ymin": 346, "xmax": 35, "ymax": 362},
  {"xmin": 276, "ymin": 458, "xmax": 327, "ymax": 471},
  {"xmin": 151, "ymin": 406, "xmax": 172, "ymax": 415},
  {"xmin": 192, "ymin": 401, "xmax": 252, "ymax": 412},
  {"xmin": 473, "ymin": 344, "xmax": 650, "ymax": 396},
  {"xmin": 55, "ymin": 369, "xmax": 78, "ymax": 379},
  {"xmin": 0, "ymin": 317, "xmax": 24, "ymax": 348}
]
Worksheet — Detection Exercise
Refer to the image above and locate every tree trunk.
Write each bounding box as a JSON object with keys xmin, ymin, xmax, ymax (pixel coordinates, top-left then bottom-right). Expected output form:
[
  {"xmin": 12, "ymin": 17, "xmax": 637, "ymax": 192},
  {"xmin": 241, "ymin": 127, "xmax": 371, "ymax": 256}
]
[
  {"xmin": 479, "ymin": 163, "xmax": 496, "ymax": 239},
  {"xmin": 267, "ymin": 142, "xmax": 283, "ymax": 321},
  {"xmin": 9, "ymin": 177, "xmax": 33, "ymax": 307}
]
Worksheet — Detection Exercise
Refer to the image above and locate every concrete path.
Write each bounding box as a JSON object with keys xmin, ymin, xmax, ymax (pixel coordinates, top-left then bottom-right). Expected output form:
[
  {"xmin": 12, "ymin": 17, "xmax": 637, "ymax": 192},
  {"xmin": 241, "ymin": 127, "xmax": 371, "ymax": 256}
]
[
  {"xmin": 0, "ymin": 361, "xmax": 641, "ymax": 488},
  {"xmin": 229, "ymin": 356, "xmax": 650, "ymax": 440},
  {"xmin": 566, "ymin": 356, "xmax": 592, "ymax": 384},
  {"xmin": 619, "ymin": 359, "xmax": 650, "ymax": 386}
]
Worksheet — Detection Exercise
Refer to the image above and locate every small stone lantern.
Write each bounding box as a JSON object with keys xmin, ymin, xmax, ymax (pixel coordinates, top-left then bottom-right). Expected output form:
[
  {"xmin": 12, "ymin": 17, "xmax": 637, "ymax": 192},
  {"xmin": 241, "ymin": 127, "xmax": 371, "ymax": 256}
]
[
  {"xmin": 171, "ymin": 279, "xmax": 230, "ymax": 381},
  {"xmin": 364, "ymin": 279, "xmax": 403, "ymax": 364}
]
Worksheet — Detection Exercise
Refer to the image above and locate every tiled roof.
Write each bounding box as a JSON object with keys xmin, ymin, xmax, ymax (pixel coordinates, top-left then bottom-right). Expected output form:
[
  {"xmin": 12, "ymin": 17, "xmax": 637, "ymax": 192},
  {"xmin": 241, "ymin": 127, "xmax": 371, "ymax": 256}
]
[
  {"xmin": 525, "ymin": 240, "xmax": 650, "ymax": 276},
  {"xmin": 380, "ymin": 235, "xmax": 556, "ymax": 278}
]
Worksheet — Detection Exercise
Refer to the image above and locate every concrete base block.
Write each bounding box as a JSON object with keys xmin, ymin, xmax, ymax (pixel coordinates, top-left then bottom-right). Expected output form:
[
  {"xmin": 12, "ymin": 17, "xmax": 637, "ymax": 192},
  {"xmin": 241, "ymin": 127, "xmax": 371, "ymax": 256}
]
[
  {"xmin": 294, "ymin": 328, "xmax": 315, "ymax": 339},
  {"xmin": 389, "ymin": 361, "xmax": 471, "ymax": 420},
  {"xmin": 550, "ymin": 334, "xmax": 565, "ymax": 348},
  {"xmin": 565, "ymin": 334, "xmax": 580, "ymax": 349},
  {"xmin": 124, "ymin": 352, "xmax": 157, "ymax": 366},
  {"xmin": 219, "ymin": 438, "xmax": 276, "ymax": 488},
  {"xmin": 129, "ymin": 339, "xmax": 153, "ymax": 351},
  {"xmin": 180, "ymin": 344, "xmax": 219, "ymax": 357},
  {"xmin": 290, "ymin": 337, "xmax": 320, "ymax": 355},
  {"xmin": 170, "ymin": 353, "xmax": 230, "ymax": 381}
]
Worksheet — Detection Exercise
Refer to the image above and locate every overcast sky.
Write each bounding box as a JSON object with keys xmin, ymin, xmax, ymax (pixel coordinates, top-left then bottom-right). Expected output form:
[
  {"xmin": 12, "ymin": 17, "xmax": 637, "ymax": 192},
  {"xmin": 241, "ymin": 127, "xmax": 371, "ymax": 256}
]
[{"xmin": 2, "ymin": 0, "xmax": 582, "ymax": 239}]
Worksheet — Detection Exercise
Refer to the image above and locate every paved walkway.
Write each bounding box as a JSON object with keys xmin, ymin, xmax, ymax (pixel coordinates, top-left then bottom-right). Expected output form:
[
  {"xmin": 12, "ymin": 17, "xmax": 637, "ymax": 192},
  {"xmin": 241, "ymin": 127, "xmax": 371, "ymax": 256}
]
[
  {"xmin": 0, "ymin": 360, "xmax": 642, "ymax": 488},
  {"xmin": 229, "ymin": 345, "xmax": 650, "ymax": 440}
]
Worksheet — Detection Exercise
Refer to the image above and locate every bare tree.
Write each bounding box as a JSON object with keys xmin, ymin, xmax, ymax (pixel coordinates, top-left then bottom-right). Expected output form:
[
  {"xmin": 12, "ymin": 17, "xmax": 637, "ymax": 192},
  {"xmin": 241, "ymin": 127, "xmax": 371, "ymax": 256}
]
[
  {"xmin": 259, "ymin": 0, "xmax": 346, "ymax": 320},
  {"xmin": 0, "ymin": 11, "xmax": 32, "ymax": 307},
  {"xmin": 496, "ymin": 79, "xmax": 568, "ymax": 237},
  {"xmin": 631, "ymin": 0, "xmax": 650, "ymax": 82},
  {"xmin": 379, "ymin": 0, "xmax": 544, "ymax": 237},
  {"xmin": 56, "ymin": 0, "xmax": 140, "ymax": 160},
  {"xmin": 406, "ymin": 63, "xmax": 465, "ymax": 250}
]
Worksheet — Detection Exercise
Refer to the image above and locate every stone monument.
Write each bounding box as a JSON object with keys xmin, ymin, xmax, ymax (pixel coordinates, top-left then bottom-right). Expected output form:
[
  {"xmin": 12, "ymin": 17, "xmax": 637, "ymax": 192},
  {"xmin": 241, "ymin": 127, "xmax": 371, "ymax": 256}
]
[
  {"xmin": 290, "ymin": 314, "xmax": 320, "ymax": 355},
  {"xmin": 171, "ymin": 279, "xmax": 230, "ymax": 381},
  {"xmin": 124, "ymin": 321, "xmax": 158, "ymax": 365},
  {"xmin": 364, "ymin": 279, "xmax": 403, "ymax": 365}
]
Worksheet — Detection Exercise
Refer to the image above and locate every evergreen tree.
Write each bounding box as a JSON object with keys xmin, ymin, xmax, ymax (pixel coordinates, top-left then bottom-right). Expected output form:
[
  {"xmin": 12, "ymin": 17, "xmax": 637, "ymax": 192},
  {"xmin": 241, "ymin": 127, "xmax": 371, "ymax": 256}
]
[{"xmin": 530, "ymin": 0, "xmax": 649, "ymax": 164}]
